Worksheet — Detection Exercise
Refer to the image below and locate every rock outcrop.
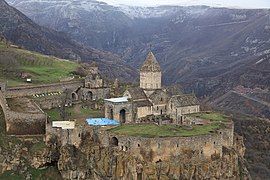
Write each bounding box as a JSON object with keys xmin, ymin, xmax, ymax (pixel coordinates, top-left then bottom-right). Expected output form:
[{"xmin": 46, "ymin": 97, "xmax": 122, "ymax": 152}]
[{"xmin": 57, "ymin": 133, "xmax": 251, "ymax": 180}]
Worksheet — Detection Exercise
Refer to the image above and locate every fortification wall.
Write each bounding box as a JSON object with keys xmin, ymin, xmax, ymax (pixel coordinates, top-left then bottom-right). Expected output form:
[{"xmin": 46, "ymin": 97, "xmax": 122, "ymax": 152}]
[
  {"xmin": 0, "ymin": 91, "xmax": 46, "ymax": 135},
  {"xmin": 5, "ymin": 111, "xmax": 46, "ymax": 135},
  {"xmin": 108, "ymin": 134, "xmax": 223, "ymax": 162},
  {"xmin": 4, "ymin": 80, "xmax": 84, "ymax": 98},
  {"xmin": 98, "ymin": 125, "xmax": 234, "ymax": 162}
]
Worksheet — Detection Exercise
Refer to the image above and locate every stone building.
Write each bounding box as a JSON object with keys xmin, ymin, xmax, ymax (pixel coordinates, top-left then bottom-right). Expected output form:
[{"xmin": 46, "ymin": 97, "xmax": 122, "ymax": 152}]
[
  {"xmin": 105, "ymin": 51, "xmax": 200, "ymax": 123},
  {"xmin": 68, "ymin": 66, "xmax": 110, "ymax": 103}
]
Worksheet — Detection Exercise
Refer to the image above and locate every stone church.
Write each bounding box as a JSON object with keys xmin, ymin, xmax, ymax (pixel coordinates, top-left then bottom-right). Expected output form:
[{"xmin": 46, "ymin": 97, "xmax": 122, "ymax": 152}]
[{"xmin": 104, "ymin": 52, "xmax": 200, "ymax": 124}]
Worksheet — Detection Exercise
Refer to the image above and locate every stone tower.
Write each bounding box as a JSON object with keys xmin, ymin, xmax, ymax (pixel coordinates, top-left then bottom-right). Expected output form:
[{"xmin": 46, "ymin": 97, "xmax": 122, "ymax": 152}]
[{"xmin": 140, "ymin": 51, "xmax": 162, "ymax": 91}]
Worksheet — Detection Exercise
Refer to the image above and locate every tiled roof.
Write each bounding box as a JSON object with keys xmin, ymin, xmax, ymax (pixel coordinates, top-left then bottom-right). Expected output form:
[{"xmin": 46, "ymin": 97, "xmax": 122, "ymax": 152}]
[
  {"xmin": 134, "ymin": 100, "xmax": 153, "ymax": 107},
  {"xmin": 140, "ymin": 52, "xmax": 161, "ymax": 72},
  {"xmin": 171, "ymin": 94, "xmax": 199, "ymax": 107},
  {"xmin": 127, "ymin": 87, "xmax": 148, "ymax": 100}
]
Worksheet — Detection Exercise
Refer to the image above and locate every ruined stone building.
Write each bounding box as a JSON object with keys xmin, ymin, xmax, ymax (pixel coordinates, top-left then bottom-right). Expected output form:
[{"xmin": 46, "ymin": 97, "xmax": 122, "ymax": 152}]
[
  {"xmin": 105, "ymin": 52, "xmax": 200, "ymax": 123},
  {"xmin": 67, "ymin": 64, "xmax": 110, "ymax": 103}
]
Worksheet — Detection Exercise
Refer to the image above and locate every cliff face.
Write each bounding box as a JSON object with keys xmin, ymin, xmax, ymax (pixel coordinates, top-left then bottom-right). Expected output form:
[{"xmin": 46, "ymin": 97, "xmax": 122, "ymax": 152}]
[
  {"xmin": 0, "ymin": 107, "xmax": 251, "ymax": 179},
  {"xmin": 57, "ymin": 134, "xmax": 250, "ymax": 180}
]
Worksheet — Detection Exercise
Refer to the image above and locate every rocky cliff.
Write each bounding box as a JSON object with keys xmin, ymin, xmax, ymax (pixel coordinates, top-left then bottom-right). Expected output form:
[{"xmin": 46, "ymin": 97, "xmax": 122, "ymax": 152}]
[
  {"xmin": 0, "ymin": 106, "xmax": 251, "ymax": 179},
  {"xmin": 57, "ymin": 134, "xmax": 250, "ymax": 180}
]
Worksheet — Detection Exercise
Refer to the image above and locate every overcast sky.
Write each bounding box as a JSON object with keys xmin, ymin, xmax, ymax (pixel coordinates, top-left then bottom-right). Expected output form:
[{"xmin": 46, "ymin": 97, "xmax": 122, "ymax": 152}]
[{"xmin": 102, "ymin": 0, "xmax": 270, "ymax": 9}]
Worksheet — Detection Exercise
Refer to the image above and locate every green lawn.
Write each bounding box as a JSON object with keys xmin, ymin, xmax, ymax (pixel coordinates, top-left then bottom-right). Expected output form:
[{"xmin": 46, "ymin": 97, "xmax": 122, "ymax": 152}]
[
  {"xmin": 0, "ymin": 41, "xmax": 80, "ymax": 86},
  {"xmin": 21, "ymin": 59, "xmax": 78, "ymax": 84},
  {"xmin": 108, "ymin": 123, "xmax": 221, "ymax": 138},
  {"xmin": 45, "ymin": 106, "xmax": 104, "ymax": 121},
  {"xmin": 187, "ymin": 112, "xmax": 230, "ymax": 122}
]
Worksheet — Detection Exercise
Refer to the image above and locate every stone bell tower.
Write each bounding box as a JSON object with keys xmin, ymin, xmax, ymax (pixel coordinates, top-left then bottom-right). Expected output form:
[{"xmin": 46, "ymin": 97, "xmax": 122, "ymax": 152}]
[{"xmin": 140, "ymin": 51, "xmax": 162, "ymax": 91}]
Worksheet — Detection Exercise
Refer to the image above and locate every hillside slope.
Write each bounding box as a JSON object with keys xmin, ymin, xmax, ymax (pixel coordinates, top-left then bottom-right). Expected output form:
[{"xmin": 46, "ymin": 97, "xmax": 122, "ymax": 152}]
[
  {"xmin": 0, "ymin": 39, "xmax": 80, "ymax": 86},
  {"xmin": 7, "ymin": 1, "xmax": 270, "ymax": 94},
  {"xmin": 0, "ymin": 0, "xmax": 137, "ymax": 81}
]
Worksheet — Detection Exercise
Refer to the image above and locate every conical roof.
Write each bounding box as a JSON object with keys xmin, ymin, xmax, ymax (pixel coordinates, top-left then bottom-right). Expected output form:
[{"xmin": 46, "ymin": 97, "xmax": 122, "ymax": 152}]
[{"xmin": 140, "ymin": 52, "xmax": 161, "ymax": 72}]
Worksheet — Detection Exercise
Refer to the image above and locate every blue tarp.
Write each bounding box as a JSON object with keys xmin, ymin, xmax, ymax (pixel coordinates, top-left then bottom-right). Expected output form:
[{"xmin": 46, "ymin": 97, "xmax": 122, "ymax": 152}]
[{"xmin": 86, "ymin": 118, "xmax": 120, "ymax": 126}]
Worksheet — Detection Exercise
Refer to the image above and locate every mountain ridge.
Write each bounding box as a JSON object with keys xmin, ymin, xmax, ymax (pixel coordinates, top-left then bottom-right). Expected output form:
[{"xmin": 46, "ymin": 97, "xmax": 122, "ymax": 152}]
[{"xmin": 0, "ymin": 0, "xmax": 137, "ymax": 81}]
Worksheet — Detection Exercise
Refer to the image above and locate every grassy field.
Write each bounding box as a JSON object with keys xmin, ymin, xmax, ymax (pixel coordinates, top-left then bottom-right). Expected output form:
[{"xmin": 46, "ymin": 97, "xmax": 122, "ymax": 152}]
[
  {"xmin": 45, "ymin": 105, "xmax": 104, "ymax": 121},
  {"xmin": 187, "ymin": 112, "xmax": 230, "ymax": 122},
  {"xmin": 108, "ymin": 123, "xmax": 221, "ymax": 138},
  {"xmin": 0, "ymin": 41, "xmax": 79, "ymax": 86}
]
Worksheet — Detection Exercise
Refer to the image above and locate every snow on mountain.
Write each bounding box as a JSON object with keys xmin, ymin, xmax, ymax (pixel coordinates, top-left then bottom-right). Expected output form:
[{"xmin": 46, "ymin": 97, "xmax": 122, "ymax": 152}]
[
  {"xmin": 6, "ymin": 0, "xmax": 187, "ymax": 19},
  {"xmin": 117, "ymin": 5, "xmax": 181, "ymax": 19}
]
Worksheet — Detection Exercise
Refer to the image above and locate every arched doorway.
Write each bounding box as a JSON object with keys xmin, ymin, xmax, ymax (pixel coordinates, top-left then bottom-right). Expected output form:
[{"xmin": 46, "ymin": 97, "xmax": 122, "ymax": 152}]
[
  {"xmin": 86, "ymin": 91, "xmax": 93, "ymax": 100},
  {"xmin": 119, "ymin": 109, "xmax": 126, "ymax": 123},
  {"xmin": 110, "ymin": 137, "xmax": 118, "ymax": 146}
]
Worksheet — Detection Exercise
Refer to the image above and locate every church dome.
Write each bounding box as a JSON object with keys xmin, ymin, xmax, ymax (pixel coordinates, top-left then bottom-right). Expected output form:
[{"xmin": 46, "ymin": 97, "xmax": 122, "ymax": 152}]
[{"xmin": 140, "ymin": 52, "xmax": 161, "ymax": 72}]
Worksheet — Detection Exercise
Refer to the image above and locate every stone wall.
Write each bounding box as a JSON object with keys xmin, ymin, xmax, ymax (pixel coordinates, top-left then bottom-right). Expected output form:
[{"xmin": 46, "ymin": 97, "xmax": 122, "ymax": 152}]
[
  {"xmin": 104, "ymin": 101, "xmax": 133, "ymax": 123},
  {"xmin": 4, "ymin": 80, "xmax": 84, "ymax": 98},
  {"xmin": 98, "ymin": 125, "xmax": 234, "ymax": 163},
  {"xmin": 46, "ymin": 122, "xmax": 84, "ymax": 148},
  {"xmin": 140, "ymin": 72, "xmax": 161, "ymax": 90},
  {"xmin": 57, "ymin": 131, "xmax": 250, "ymax": 180},
  {"xmin": 137, "ymin": 106, "xmax": 151, "ymax": 119},
  {"xmin": 0, "ymin": 91, "xmax": 46, "ymax": 135},
  {"xmin": 0, "ymin": 82, "xmax": 6, "ymax": 92},
  {"xmin": 152, "ymin": 104, "xmax": 167, "ymax": 116},
  {"xmin": 86, "ymin": 87, "xmax": 110, "ymax": 100},
  {"xmin": 34, "ymin": 95, "xmax": 63, "ymax": 110},
  {"xmin": 169, "ymin": 105, "xmax": 200, "ymax": 120}
]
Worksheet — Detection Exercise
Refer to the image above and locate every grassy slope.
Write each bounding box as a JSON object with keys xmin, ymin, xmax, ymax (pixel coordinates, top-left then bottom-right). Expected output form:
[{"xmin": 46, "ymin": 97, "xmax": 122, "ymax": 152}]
[
  {"xmin": 109, "ymin": 123, "xmax": 221, "ymax": 138},
  {"xmin": 187, "ymin": 112, "xmax": 230, "ymax": 122},
  {"xmin": 0, "ymin": 41, "xmax": 79, "ymax": 86}
]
